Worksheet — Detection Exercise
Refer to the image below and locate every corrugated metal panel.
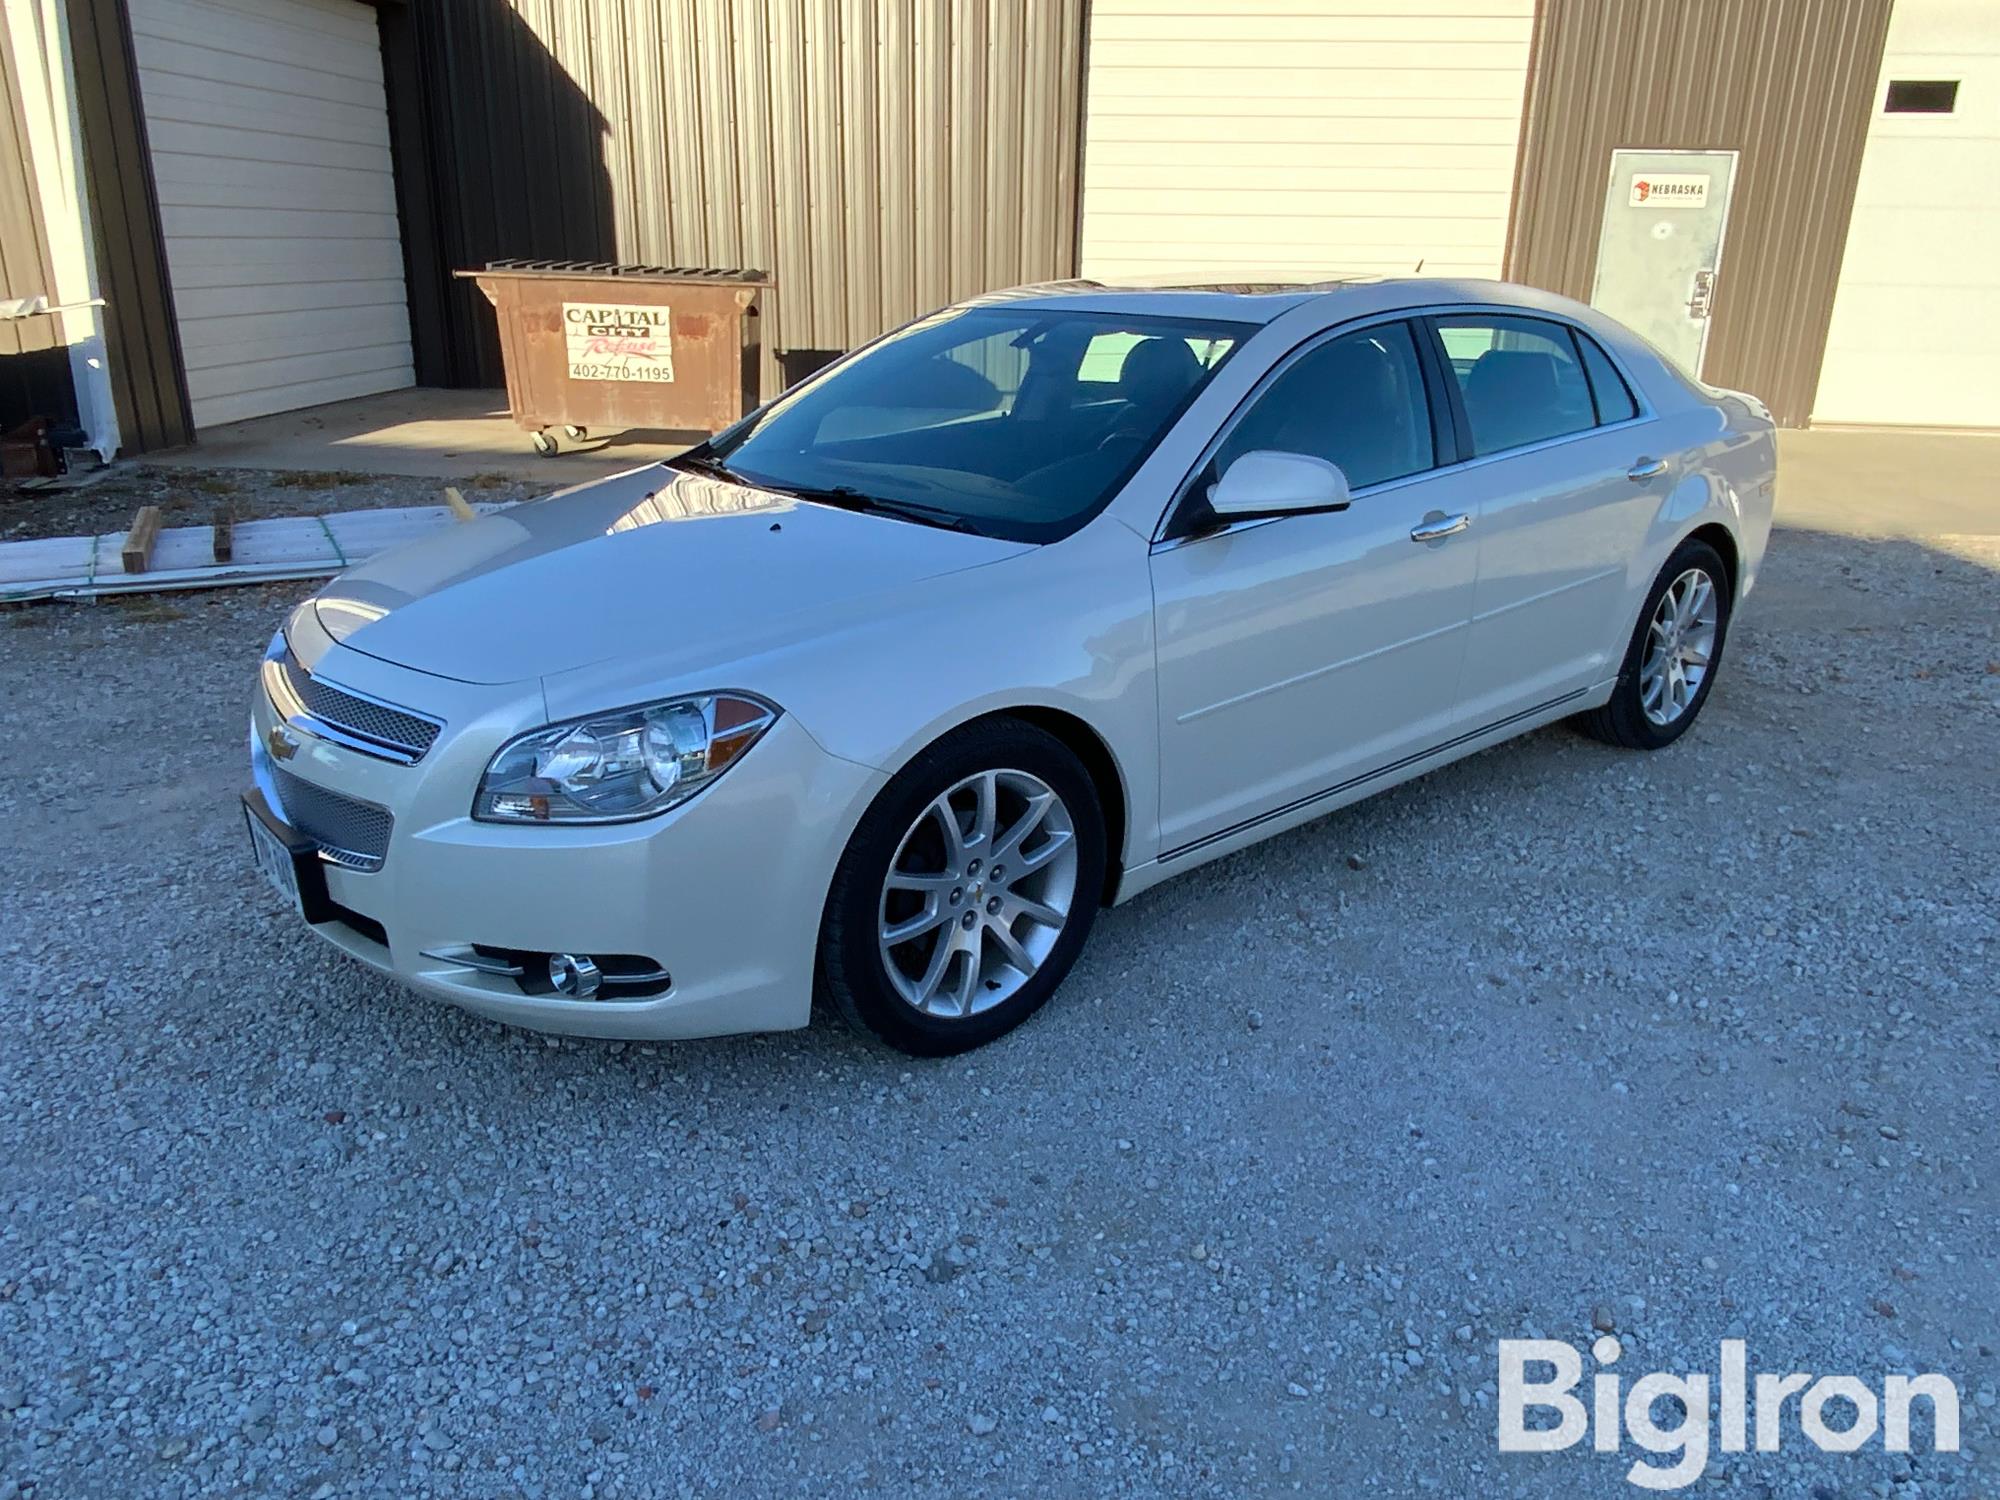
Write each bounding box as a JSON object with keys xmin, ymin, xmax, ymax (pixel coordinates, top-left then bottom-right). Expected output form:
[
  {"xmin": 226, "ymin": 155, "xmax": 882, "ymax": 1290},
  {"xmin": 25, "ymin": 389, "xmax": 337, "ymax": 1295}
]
[
  {"xmin": 1813, "ymin": 0, "xmax": 2000, "ymax": 427},
  {"xmin": 1505, "ymin": 0, "xmax": 1893, "ymax": 426},
  {"xmin": 1078, "ymin": 0, "xmax": 1537, "ymax": 282},
  {"xmin": 393, "ymin": 0, "xmax": 1087, "ymax": 399},
  {"xmin": 63, "ymin": 0, "xmax": 192, "ymax": 452},
  {"xmin": 0, "ymin": 24, "xmax": 78, "ymax": 433},
  {"xmin": 0, "ymin": 36, "xmax": 61, "ymax": 357}
]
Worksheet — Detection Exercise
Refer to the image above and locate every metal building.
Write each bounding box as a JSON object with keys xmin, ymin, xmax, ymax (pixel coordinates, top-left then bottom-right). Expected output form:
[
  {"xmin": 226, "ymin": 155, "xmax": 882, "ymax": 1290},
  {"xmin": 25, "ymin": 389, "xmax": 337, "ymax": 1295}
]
[{"xmin": 1, "ymin": 0, "xmax": 1991, "ymax": 458}]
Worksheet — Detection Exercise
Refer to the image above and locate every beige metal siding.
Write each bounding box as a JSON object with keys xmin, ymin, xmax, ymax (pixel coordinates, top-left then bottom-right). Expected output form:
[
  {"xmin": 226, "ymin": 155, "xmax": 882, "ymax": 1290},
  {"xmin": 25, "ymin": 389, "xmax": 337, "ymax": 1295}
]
[
  {"xmin": 415, "ymin": 0, "xmax": 1086, "ymax": 398},
  {"xmin": 1814, "ymin": 0, "xmax": 2000, "ymax": 427},
  {"xmin": 1078, "ymin": 0, "xmax": 1537, "ymax": 282},
  {"xmin": 0, "ymin": 31, "xmax": 61, "ymax": 360},
  {"xmin": 1506, "ymin": 0, "xmax": 1893, "ymax": 427},
  {"xmin": 129, "ymin": 0, "xmax": 415, "ymax": 427}
]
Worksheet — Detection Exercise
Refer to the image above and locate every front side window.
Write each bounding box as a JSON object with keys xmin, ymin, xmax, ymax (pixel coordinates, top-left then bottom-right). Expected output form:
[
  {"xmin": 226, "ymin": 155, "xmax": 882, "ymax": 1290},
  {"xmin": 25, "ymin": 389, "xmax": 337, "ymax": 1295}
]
[
  {"xmin": 706, "ymin": 306, "xmax": 1249, "ymax": 542},
  {"xmin": 1435, "ymin": 315, "xmax": 1597, "ymax": 456},
  {"xmin": 1213, "ymin": 321, "xmax": 1435, "ymax": 490}
]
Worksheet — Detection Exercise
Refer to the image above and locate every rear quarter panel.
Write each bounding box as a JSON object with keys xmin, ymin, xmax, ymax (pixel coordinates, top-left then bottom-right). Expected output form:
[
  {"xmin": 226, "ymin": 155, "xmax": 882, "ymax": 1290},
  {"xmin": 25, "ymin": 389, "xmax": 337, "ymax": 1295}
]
[{"xmin": 1578, "ymin": 305, "xmax": 1777, "ymax": 623}]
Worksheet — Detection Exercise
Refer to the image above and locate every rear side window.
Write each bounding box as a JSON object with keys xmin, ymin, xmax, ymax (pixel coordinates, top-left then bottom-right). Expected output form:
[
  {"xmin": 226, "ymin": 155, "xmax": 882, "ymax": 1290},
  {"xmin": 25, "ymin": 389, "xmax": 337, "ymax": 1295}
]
[
  {"xmin": 1076, "ymin": 331, "xmax": 1236, "ymax": 387},
  {"xmin": 1576, "ymin": 332, "xmax": 1639, "ymax": 423},
  {"xmin": 1435, "ymin": 315, "xmax": 1595, "ymax": 456},
  {"xmin": 1214, "ymin": 321, "xmax": 1435, "ymax": 489}
]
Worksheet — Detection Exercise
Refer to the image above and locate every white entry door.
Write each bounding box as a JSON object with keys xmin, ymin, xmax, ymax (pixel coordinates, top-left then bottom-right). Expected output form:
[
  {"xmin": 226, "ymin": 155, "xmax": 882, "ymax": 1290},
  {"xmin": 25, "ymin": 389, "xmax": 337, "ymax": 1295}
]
[
  {"xmin": 1589, "ymin": 149, "xmax": 1738, "ymax": 379},
  {"xmin": 129, "ymin": 0, "xmax": 415, "ymax": 428}
]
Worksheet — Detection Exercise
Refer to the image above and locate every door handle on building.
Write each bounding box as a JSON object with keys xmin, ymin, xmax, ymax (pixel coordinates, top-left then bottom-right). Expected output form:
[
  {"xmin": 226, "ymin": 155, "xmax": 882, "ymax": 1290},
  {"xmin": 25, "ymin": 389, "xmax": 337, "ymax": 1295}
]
[{"xmin": 1687, "ymin": 269, "xmax": 1716, "ymax": 319}]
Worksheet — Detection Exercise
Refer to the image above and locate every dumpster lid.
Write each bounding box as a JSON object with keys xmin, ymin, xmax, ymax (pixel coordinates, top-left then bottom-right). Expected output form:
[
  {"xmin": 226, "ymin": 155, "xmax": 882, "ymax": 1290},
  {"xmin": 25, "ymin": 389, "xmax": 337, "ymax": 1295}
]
[{"xmin": 461, "ymin": 259, "xmax": 769, "ymax": 285}]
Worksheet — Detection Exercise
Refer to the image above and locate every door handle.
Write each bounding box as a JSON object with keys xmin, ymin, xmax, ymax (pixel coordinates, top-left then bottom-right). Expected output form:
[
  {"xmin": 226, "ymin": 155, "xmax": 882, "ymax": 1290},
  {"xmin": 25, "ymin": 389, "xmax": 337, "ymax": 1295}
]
[
  {"xmin": 1627, "ymin": 457, "xmax": 1669, "ymax": 482},
  {"xmin": 1687, "ymin": 268, "xmax": 1716, "ymax": 319},
  {"xmin": 1409, "ymin": 512, "xmax": 1470, "ymax": 543}
]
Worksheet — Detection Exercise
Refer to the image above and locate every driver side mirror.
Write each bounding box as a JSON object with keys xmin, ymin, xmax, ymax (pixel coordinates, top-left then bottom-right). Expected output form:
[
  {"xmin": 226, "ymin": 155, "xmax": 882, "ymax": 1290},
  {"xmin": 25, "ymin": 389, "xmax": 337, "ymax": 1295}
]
[{"xmin": 1207, "ymin": 450, "xmax": 1352, "ymax": 518}]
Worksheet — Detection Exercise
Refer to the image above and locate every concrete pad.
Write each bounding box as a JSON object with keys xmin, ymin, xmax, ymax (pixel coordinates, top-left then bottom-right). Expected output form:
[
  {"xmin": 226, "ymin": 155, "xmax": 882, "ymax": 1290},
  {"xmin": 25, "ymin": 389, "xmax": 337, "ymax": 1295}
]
[
  {"xmin": 146, "ymin": 387, "xmax": 697, "ymax": 483},
  {"xmin": 1776, "ymin": 427, "xmax": 1999, "ymax": 539}
]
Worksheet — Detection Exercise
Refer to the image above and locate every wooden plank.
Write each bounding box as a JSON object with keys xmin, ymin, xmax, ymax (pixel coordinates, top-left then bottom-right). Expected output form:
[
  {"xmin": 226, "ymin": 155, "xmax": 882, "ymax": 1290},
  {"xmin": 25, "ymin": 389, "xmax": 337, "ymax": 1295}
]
[
  {"xmin": 0, "ymin": 502, "xmax": 506, "ymax": 602},
  {"xmin": 211, "ymin": 507, "xmax": 233, "ymax": 562},
  {"xmin": 121, "ymin": 505, "xmax": 162, "ymax": 573}
]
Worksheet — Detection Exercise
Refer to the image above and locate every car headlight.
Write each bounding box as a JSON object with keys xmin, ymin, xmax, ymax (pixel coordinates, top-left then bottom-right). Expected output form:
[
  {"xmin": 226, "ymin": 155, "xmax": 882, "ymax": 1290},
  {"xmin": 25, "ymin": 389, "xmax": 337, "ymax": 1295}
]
[{"xmin": 473, "ymin": 694, "xmax": 778, "ymax": 824}]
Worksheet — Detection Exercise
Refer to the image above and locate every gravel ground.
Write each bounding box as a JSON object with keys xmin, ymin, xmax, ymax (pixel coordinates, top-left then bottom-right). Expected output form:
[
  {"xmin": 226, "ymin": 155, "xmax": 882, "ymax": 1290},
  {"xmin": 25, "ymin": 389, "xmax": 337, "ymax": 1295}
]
[
  {"xmin": 1, "ymin": 466, "xmax": 542, "ymax": 545},
  {"xmin": 0, "ymin": 523, "xmax": 1994, "ymax": 1499}
]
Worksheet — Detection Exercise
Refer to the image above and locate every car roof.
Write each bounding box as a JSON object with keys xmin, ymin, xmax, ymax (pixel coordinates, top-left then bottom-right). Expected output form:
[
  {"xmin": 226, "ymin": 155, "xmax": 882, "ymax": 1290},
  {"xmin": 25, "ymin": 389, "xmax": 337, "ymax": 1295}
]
[{"xmin": 981, "ymin": 275, "xmax": 1590, "ymax": 328}]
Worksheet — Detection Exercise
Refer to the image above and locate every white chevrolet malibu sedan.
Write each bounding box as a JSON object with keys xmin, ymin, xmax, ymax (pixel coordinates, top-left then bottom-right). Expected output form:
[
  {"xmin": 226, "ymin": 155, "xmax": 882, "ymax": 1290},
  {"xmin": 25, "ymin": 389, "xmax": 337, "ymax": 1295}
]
[{"xmin": 245, "ymin": 277, "xmax": 1775, "ymax": 1054}]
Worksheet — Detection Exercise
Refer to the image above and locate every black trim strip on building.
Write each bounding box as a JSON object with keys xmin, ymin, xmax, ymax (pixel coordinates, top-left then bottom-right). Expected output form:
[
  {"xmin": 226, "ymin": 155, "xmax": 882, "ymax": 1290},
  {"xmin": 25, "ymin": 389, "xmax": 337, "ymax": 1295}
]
[{"xmin": 64, "ymin": 0, "xmax": 192, "ymax": 454}]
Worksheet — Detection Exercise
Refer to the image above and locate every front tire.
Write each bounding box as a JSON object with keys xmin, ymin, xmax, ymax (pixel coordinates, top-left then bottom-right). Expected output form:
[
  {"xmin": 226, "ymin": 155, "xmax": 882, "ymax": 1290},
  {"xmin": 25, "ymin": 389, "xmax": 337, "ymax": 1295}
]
[
  {"xmin": 1576, "ymin": 537, "xmax": 1731, "ymax": 750},
  {"xmin": 817, "ymin": 719, "xmax": 1107, "ymax": 1056}
]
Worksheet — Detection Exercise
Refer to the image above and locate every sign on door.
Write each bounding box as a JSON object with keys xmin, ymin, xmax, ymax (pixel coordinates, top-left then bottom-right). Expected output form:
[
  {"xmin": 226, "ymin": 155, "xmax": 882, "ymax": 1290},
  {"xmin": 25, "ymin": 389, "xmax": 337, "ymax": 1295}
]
[{"xmin": 1590, "ymin": 150, "xmax": 1738, "ymax": 378}]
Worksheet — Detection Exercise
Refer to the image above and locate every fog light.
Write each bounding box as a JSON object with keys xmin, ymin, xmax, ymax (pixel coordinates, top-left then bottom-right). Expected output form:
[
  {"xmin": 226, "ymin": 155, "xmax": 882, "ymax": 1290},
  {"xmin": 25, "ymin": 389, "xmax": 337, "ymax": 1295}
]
[{"xmin": 548, "ymin": 953, "xmax": 602, "ymax": 999}]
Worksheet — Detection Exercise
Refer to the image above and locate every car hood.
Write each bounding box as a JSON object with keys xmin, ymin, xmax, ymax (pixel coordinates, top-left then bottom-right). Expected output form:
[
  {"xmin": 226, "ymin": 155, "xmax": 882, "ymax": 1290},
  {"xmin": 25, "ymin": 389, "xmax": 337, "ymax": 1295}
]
[{"xmin": 309, "ymin": 465, "xmax": 1031, "ymax": 684}]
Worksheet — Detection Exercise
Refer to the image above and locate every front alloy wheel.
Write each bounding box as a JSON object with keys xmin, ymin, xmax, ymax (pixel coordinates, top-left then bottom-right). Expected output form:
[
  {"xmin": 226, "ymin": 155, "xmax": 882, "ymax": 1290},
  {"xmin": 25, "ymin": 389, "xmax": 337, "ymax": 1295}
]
[
  {"xmin": 819, "ymin": 720, "xmax": 1106, "ymax": 1055},
  {"xmin": 878, "ymin": 769, "xmax": 1079, "ymax": 1018}
]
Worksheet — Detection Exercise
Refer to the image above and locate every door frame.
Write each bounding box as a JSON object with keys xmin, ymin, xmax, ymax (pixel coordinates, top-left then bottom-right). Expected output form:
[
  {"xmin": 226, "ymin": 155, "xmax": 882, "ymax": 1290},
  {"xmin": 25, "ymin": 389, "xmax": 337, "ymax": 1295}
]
[
  {"xmin": 1589, "ymin": 147, "xmax": 1740, "ymax": 378},
  {"xmin": 1150, "ymin": 311, "xmax": 1461, "ymax": 548}
]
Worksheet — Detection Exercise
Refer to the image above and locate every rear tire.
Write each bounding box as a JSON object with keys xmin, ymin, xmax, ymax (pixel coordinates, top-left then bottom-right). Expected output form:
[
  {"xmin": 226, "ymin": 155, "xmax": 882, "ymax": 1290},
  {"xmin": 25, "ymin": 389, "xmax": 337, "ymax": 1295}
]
[
  {"xmin": 816, "ymin": 719, "xmax": 1106, "ymax": 1056},
  {"xmin": 1576, "ymin": 537, "xmax": 1731, "ymax": 750}
]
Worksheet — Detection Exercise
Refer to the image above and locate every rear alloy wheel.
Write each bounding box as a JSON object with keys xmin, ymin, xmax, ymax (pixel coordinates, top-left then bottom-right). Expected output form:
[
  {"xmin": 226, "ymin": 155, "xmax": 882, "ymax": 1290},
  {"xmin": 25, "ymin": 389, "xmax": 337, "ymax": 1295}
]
[
  {"xmin": 1577, "ymin": 537, "xmax": 1732, "ymax": 750},
  {"xmin": 818, "ymin": 721, "xmax": 1105, "ymax": 1055},
  {"xmin": 1639, "ymin": 567, "xmax": 1721, "ymax": 727}
]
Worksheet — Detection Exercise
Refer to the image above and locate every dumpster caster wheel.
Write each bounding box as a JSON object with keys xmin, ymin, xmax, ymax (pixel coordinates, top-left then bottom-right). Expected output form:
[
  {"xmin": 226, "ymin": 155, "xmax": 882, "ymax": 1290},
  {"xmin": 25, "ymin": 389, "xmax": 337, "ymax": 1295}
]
[
  {"xmin": 563, "ymin": 425, "xmax": 588, "ymax": 441},
  {"xmin": 530, "ymin": 431, "xmax": 558, "ymax": 456}
]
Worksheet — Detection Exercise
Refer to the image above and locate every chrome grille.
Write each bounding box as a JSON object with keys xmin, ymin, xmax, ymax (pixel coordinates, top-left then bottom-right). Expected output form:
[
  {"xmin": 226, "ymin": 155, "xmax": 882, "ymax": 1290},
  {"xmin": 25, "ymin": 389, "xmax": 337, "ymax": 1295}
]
[
  {"xmin": 278, "ymin": 650, "xmax": 441, "ymax": 762},
  {"xmin": 272, "ymin": 767, "xmax": 393, "ymax": 871}
]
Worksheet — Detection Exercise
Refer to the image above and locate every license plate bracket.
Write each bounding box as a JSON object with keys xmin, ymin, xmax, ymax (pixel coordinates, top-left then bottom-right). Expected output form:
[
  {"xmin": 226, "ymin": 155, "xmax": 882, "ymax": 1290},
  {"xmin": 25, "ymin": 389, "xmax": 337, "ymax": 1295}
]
[{"xmin": 242, "ymin": 788, "xmax": 335, "ymax": 925}]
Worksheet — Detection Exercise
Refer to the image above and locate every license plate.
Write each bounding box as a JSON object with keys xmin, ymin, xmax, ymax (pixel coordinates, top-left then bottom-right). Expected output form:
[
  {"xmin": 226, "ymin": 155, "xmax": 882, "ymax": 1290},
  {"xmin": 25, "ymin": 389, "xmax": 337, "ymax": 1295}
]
[
  {"xmin": 246, "ymin": 804, "xmax": 303, "ymax": 912},
  {"xmin": 242, "ymin": 789, "xmax": 334, "ymax": 924}
]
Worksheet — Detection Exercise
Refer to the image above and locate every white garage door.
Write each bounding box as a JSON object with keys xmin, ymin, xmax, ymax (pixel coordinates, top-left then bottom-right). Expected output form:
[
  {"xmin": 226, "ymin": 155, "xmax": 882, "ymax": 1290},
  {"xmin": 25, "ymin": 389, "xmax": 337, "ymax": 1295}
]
[
  {"xmin": 1078, "ymin": 0, "xmax": 1536, "ymax": 282},
  {"xmin": 129, "ymin": 0, "xmax": 414, "ymax": 428},
  {"xmin": 1814, "ymin": 0, "xmax": 2000, "ymax": 427}
]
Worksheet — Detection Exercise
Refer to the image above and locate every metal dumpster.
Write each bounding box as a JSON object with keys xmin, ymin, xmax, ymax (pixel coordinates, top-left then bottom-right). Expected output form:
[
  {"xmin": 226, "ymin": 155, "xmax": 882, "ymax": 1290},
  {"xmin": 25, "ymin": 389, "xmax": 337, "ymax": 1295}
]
[{"xmin": 455, "ymin": 261, "xmax": 768, "ymax": 455}]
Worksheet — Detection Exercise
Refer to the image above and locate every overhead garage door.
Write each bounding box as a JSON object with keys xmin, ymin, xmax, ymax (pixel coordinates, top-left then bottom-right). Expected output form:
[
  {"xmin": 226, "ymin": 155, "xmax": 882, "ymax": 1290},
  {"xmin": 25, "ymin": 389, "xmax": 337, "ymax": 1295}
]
[
  {"xmin": 1814, "ymin": 0, "xmax": 2000, "ymax": 427},
  {"xmin": 1078, "ymin": 0, "xmax": 1536, "ymax": 282},
  {"xmin": 129, "ymin": 0, "xmax": 414, "ymax": 428}
]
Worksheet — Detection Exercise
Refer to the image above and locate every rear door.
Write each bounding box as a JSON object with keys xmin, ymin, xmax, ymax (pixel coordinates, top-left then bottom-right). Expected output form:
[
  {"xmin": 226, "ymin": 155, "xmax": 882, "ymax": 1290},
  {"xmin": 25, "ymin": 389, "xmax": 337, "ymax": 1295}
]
[{"xmin": 1424, "ymin": 312, "xmax": 1665, "ymax": 728}]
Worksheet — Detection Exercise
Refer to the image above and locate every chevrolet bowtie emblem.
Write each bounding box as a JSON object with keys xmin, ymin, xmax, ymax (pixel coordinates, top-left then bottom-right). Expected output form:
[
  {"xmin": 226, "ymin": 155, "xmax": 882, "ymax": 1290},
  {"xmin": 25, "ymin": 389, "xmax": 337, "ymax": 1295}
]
[{"xmin": 267, "ymin": 724, "xmax": 300, "ymax": 761}]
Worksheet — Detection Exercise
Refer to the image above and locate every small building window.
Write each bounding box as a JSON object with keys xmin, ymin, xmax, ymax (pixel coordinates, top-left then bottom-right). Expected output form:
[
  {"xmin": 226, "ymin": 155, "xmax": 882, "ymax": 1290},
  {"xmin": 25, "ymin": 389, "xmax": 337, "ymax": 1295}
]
[{"xmin": 1884, "ymin": 80, "xmax": 1958, "ymax": 114}]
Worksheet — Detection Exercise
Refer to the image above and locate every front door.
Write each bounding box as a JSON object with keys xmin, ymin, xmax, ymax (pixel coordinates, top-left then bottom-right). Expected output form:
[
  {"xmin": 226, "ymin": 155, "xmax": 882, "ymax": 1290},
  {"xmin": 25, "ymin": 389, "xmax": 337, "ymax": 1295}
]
[
  {"xmin": 1589, "ymin": 149, "xmax": 1738, "ymax": 378},
  {"xmin": 1149, "ymin": 321, "xmax": 1479, "ymax": 854}
]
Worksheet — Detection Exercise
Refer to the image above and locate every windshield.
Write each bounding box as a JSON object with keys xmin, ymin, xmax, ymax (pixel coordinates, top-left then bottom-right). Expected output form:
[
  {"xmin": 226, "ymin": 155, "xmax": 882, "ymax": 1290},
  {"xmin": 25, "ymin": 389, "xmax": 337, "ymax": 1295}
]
[{"xmin": 704, "ymin": 305, "xmax": 1249, "ymax": 542}]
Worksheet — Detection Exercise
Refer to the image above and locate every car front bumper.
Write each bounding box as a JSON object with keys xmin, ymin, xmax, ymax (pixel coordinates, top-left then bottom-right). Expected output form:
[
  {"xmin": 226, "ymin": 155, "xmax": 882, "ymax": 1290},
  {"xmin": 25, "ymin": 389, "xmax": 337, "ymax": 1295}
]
[{"xmin": 248, "ymin": 650, "xmax": 886, "ymax": 1040}]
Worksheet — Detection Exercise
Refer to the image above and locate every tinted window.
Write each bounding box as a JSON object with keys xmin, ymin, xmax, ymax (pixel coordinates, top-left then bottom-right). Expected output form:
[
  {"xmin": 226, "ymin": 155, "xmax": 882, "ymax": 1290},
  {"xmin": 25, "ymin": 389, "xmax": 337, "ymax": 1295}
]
[
  {"xmin": 1436, "ymin": 315, "xmax": 1595, "ymax": 456},
  {"xmin": 1884, "ymin": 79, "xmax": 1957, "ymax": 113},
  {"xmin": 1215, "ymin": 322, "xmax": 1433, "ymax": 490},
  {"xmin": 1577, "ymin": 333, "xmax": 1639, "ymax": 423},
  {"xmin": 1076, "ymin": 330, "xmax": 1236, "ymax": 388}
]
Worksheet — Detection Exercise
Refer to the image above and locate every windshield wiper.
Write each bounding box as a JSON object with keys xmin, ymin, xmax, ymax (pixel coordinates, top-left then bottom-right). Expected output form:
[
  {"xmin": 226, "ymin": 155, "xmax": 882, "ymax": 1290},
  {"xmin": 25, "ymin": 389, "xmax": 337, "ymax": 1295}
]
[
  {"xmin": 666, "ymin": 448, "xmax": 744, "ymax": 483},
  {"xmin": 777, "ymin": 484, "xmax": 979, "ymax": 534}
]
